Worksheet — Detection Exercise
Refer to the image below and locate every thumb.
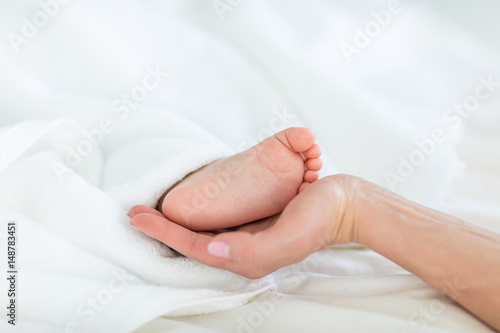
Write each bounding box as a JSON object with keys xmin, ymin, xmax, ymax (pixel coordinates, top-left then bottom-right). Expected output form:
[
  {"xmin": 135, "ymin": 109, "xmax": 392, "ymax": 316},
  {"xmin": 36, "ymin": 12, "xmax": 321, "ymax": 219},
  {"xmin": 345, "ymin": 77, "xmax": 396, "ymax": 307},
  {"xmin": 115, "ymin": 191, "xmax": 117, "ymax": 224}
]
[
  {"xmin": 206, "ymin": 179, "xmax": 339, "ymax": 278},
  {"xmin": 207, "ymin": 224, "xmax": 315, "ymax": 279}
]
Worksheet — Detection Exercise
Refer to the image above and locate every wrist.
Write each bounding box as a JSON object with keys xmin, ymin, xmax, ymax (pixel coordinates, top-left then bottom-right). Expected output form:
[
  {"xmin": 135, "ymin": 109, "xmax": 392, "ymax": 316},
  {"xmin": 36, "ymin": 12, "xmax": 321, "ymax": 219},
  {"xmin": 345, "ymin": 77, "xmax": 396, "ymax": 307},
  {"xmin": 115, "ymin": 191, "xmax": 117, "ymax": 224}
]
[
  {"xmin": 348, "ymin": 178, "xmax": 395, "ymax": 247},
  {"xmin": 321, "ymin": 175, "xmax": 368, "ymax": 246}
]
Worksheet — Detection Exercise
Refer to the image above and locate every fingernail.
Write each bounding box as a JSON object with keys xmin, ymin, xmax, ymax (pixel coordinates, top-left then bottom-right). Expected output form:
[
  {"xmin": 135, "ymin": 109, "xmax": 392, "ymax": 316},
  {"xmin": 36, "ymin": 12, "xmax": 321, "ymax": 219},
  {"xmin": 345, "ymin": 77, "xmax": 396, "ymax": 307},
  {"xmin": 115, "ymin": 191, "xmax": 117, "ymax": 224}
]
[
  {"xmin": 208, "ymin": 241, "xmax": 229, "ymax": 258},
  {"xmin": 130, "ymin": 220, "xmax": 139, "ymax": 230}
]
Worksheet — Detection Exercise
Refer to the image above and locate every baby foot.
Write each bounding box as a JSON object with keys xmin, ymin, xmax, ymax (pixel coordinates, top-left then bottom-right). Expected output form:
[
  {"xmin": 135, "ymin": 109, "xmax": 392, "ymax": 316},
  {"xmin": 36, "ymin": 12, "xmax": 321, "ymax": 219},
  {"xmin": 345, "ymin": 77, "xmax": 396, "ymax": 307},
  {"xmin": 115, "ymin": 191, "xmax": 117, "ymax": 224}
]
[{"xmin": 160, "ymin": 127, "xmax": 322, "ymax": 231}]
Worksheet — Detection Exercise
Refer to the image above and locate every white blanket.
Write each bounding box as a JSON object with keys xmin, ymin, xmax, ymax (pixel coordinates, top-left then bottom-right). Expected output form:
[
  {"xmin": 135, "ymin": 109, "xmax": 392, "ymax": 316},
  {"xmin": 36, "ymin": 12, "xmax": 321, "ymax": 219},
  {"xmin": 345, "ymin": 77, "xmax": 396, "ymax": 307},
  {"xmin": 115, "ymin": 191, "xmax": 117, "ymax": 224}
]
[{"xmin": 0, "ymin": 111, "xmax": 274, "ymax": 332}]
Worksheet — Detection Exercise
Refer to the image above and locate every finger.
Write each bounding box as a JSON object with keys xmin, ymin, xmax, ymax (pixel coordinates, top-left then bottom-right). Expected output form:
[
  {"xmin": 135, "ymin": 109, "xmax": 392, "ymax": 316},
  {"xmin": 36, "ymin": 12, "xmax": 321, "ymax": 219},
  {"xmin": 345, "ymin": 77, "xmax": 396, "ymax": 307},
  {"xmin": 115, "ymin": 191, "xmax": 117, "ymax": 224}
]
[
  {"xmin": 207, "ymin": 229, "xmax": 306, "ymax": 279},
  {"xmin": 131, "ymin": 212, "xmax": 289, "ymax": 278},
  {"xmin": 130, "ymin": 212, "xmax": 231, "ymax": 268},
  {"xmin": 128, "ymin": 205, "xmax": 164, "ymax": 218},
  {"xmin": 208, "ymin": 214, "xmax": 315, "ymax": 278}
]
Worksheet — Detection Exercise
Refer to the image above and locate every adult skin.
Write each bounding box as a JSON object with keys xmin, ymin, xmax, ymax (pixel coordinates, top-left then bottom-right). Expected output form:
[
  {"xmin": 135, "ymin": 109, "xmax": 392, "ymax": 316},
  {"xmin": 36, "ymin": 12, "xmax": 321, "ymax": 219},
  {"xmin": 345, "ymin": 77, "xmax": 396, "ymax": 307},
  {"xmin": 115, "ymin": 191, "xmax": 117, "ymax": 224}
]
[{"xmin": 130, "ymin": 175, "xmax": 500, "ymax": 331}]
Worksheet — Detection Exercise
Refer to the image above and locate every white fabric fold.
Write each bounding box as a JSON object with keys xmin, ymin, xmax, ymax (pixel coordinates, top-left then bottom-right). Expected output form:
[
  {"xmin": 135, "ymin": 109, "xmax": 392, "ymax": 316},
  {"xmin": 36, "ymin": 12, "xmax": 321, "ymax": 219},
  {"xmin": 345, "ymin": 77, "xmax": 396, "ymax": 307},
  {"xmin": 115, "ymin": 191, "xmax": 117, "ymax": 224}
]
[{"xmin": 0, "ymin": 111, "xmax": 275, "ymax": 332}]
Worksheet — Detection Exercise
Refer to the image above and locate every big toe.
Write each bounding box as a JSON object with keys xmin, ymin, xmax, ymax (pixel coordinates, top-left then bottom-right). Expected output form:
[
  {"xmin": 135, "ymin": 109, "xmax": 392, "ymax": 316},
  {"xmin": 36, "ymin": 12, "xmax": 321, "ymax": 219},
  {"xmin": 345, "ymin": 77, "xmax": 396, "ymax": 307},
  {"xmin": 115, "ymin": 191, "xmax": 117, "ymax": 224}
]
[{"xmin": 277, "ymin": 127, "xmax": 316, "ymax": 153}]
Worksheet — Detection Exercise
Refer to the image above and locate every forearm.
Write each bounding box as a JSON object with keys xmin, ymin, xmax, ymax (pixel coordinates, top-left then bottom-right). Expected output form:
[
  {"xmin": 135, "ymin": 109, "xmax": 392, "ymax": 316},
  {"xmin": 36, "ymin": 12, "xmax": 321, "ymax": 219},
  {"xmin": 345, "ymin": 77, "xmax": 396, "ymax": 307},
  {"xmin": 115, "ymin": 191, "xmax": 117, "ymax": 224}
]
[{"xmin": 355, "ymin": 181, "xmax": 500, "ymax": 330}]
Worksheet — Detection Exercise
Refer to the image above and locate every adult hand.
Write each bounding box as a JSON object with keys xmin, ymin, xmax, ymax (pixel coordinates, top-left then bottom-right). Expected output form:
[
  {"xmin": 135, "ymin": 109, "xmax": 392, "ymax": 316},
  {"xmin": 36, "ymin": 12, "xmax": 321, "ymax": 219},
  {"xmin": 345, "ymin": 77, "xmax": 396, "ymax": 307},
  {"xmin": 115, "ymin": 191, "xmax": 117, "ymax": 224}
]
[
  {"xmin": 131, "ymin": 175, "xmax": 500, "ymax": 331},
  {"xmin": 129, "ymin": 175, "xmax": 359, "ymax": 279}
]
